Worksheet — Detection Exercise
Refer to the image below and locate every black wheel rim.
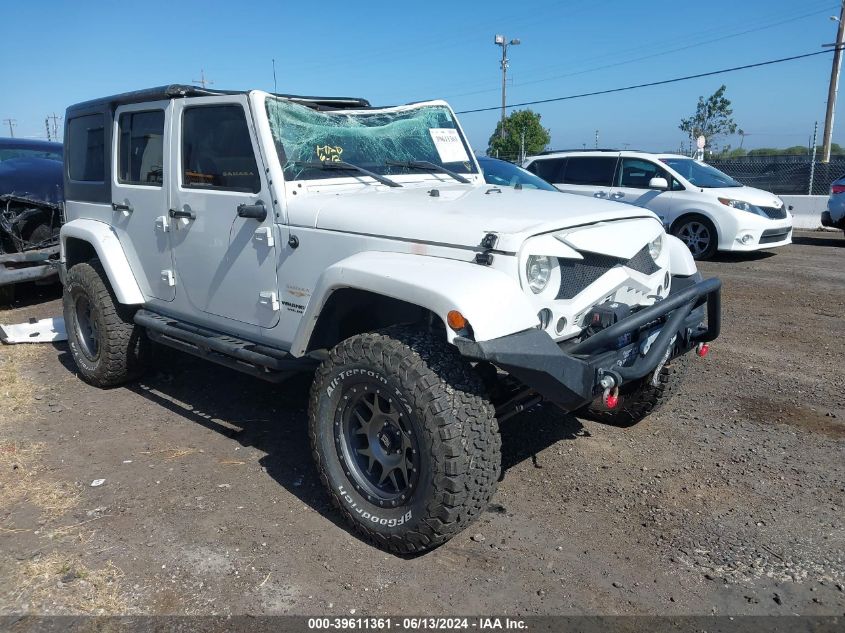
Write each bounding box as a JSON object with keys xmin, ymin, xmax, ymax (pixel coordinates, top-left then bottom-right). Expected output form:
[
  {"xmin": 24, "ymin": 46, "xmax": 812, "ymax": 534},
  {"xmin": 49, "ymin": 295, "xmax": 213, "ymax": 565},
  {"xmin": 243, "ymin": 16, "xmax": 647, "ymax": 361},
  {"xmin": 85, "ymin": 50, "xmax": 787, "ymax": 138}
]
[
  {"xmin": 335, "ymin": 381, "xmax": 419, "ymax": 507},
  {"xmin": 73, "ymin": 294, "xmax": 99, "ymax": 360},
  {"xmin": 678, "ymin": 221, "xmax": 711, "ymax": 257}
]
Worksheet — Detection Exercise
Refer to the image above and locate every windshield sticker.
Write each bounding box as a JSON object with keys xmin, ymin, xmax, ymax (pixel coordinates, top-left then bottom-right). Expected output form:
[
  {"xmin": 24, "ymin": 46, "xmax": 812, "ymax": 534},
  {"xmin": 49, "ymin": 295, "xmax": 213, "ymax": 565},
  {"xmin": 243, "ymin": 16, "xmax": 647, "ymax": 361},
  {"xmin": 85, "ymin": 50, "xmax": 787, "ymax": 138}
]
[
  {"xmin": 316, "ymin": 145, "xmax": 343, "ymax": 162},
  {"xmin": 429, "ymin": 128, "xmax": 470, "ymax": 163}
]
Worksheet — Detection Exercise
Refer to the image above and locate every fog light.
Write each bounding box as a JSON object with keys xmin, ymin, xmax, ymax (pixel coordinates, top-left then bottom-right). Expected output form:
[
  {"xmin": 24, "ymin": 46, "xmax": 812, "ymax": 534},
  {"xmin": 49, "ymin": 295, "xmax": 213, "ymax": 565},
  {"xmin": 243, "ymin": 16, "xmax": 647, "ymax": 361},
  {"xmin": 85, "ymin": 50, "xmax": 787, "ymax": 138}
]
[
  {"xmin": 555, "ymin": 316, "xmax": 567, "ymax": 334},
  {"xmin": 739, "ymin": 234, "xmax": 754, "ymax": 245},
  {"xmin": 537, "ymin": 308, "xmax": 552, "ymax": 329}
]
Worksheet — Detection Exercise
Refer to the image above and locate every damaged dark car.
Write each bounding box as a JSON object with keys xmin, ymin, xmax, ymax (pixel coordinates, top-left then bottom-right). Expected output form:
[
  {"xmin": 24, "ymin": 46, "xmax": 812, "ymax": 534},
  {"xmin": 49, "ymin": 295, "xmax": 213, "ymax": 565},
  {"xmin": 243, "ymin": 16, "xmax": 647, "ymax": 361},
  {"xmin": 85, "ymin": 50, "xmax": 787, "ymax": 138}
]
[{"xmin": 0, "ymin": 137, "xmax": 64, "ymax": 302}]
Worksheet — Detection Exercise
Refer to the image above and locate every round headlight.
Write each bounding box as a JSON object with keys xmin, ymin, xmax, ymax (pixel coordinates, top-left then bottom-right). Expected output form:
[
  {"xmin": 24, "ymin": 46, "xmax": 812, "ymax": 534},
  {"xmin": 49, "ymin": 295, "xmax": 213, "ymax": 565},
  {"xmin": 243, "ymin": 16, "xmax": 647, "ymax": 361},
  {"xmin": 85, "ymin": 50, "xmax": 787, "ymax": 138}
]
[
  {"xmin": 648, "ymin": 234, "xmax": 663, "ymax": 261},
  {"xmin": 526, "ymin": 255, "xmax": 552, "ymax": 294}
]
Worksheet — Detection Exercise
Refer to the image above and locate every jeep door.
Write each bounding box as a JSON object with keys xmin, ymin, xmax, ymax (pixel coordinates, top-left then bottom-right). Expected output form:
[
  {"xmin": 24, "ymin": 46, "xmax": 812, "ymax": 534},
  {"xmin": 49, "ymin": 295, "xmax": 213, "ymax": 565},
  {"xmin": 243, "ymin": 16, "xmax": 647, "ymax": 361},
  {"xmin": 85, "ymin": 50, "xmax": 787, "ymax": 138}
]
[
  {"xmin": 168, "ymin": 96, "xmax": 280, "ymax": 329},
  {"xmin": 111, "ymin": 102, "xmax": 175, "ymax": 301},
  {"xmin": 608, "ymin": 156, "xmax": 677, "ymax": 224}
]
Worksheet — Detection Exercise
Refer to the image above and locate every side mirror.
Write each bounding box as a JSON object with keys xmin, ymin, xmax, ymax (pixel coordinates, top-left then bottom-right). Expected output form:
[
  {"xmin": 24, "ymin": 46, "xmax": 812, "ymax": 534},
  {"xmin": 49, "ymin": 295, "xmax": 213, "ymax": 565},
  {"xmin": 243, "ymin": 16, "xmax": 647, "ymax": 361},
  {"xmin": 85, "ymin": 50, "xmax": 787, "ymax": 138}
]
[{"xmin": 649, "ymin": 177, "xmax": 669, "ymax": 190}]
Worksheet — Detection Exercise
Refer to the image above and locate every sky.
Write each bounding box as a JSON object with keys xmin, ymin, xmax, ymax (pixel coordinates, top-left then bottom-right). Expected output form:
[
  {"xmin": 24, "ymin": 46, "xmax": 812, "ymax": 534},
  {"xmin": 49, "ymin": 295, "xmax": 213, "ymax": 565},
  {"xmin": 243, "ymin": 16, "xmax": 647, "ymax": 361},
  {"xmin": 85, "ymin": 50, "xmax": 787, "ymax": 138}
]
[{"xmin": 2, "ymin": 0, "xmax": 843, "ymax": 153}]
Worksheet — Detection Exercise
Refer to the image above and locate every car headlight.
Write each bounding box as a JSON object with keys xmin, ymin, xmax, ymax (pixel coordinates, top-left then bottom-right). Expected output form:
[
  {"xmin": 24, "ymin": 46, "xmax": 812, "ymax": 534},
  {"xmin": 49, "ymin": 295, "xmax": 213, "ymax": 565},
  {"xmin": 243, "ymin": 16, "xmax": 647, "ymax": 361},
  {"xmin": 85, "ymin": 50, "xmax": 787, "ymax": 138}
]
[
  {"xmin": 718, "ymin": 197, "xmax": 766, "ymax": 217},
  {"xmin": 648, "ymin": 234, "xmax": 663, "ymax": 261},
  {"xmin": 526, "ymin": 255, "xmax": 552, "ymax": 294}
]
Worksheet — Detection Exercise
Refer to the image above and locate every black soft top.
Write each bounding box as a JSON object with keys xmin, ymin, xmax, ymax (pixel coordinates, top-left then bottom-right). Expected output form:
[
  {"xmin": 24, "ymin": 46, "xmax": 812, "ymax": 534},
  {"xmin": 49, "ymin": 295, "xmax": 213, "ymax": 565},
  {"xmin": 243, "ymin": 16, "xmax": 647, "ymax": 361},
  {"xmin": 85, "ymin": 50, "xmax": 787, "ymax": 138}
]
[{"xmin": 66, "ymin": 84, "xmax": 370, "ymax": 116}]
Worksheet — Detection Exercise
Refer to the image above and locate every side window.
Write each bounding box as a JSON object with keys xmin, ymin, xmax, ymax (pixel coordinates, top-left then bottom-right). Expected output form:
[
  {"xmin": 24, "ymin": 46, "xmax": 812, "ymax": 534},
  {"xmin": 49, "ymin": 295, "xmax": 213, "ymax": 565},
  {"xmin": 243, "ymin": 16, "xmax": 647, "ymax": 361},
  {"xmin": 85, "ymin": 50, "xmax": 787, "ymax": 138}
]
[
  {"xmin": 617, "ymin": 158, "xmax": 662, "ymax": 189},
  {"xmin": 118, "ymin": 110, "xmax": 165, "ymax": 186},
  {"xmin": 181, "ymin": 105, "xmax": 260, "ymax": 193},
  {"xmin": 67, "ymin": 114, "xmax": 105, "ymax": 182},
  {"xmin": 563, "ymin": 157, "xmax": 617, "ymax": 186},
  {"xmin": 527, "ymin": 158, "xmax": 566, "ymax": 182}
]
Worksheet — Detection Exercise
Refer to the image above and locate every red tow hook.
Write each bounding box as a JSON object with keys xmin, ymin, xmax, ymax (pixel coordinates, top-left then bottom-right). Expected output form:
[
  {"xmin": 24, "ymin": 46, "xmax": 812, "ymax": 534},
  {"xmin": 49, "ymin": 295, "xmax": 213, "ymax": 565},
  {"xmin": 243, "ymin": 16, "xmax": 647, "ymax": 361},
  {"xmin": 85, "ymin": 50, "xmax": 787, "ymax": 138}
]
[
  {"xmin": 603, "ymin": 386, "xmax": 620, "ymax": 409},
  {"xmin": 696, "ymin": 343, "xmax": 711, "ymax": 358}
]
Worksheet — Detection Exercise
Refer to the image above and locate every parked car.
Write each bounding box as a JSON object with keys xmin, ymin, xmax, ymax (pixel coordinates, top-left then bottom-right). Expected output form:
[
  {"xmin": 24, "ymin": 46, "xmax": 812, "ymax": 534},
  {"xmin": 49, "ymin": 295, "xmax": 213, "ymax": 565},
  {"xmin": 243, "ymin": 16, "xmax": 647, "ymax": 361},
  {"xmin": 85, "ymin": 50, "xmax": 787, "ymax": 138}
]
[
  {"xmin": 60, "ymin": 85, "xmax": 720, "ymax": 553},
  {"xmin": 523, "ymin": 150, "xmax": 793, "ymax": 259},
  {"xmin": 822, "ymin": 175, "xmax": 845, "ymax": 235},
  {"xmin": 0, "ymin": 137, "xmax": 64, "ymax": 302},
  {"xmin": 477, "ymin": 155, "xmax": 559, "ymax": 191}
]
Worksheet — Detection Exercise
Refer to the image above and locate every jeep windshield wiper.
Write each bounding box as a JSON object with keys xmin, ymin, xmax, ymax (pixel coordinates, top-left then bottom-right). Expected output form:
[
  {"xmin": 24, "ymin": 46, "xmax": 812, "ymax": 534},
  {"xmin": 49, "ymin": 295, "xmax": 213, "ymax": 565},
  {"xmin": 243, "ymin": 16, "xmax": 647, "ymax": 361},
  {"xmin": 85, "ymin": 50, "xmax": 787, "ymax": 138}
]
[
  {"xmin": 385, "ymin": 160, "xmax": 470, "ymax": 184},
  {"xmin": 293, "ymin": 161, "xmax": 402, "ymax": 188}
]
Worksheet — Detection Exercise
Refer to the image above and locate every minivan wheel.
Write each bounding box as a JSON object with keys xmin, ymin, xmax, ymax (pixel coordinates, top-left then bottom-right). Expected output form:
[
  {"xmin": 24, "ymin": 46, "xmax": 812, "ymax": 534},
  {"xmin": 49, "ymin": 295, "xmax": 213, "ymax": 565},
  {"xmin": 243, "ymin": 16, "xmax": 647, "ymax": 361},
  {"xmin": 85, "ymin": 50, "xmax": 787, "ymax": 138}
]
[
  {"xmin": 672, "ymin": 215, "xmax": 718, "ymax": 260},
  {"xmin": 309, "ymin": 326, "xmax": 501, "ymax": 554},
  {"xmin": 63, "ymin": 260, "xmax": 147, "ymax": 387}
]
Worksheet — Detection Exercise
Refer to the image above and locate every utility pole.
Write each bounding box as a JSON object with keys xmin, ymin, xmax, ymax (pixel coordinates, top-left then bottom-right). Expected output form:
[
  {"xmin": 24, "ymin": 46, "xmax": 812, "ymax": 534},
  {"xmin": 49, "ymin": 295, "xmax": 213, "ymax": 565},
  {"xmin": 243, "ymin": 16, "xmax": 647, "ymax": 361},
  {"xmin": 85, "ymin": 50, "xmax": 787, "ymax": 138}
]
[
  {"xmin": 3, "ymin": 118, "xmax": 16, "ymax": 137},
  {"xmin": 519, "ymin": 130, "xmax": 526, "ymax": 164},
  {"xmin": 809, "ymin": 121, "xmax": 819, "ymax": 194},
  {"xmin": 272, "ymin": 58, "xmax": 278, "ymax": 95},
  {"xmin": 192, "ymin": 69, "xmax": 214, "ymax": 89},
  {"xmin": 45, "ymin": 118, "xmax": 51, "ymax": 141},
  {"xmin": 494, "ymin": 34, "xmax": 520, "ymax": 138},
  {"xmin": 48, "ymin": 113, "xmax": 62, "ymax": 141},
  {"xmin": 822, "ymin": 2, "xmax": 845, "ymax": 163},
  {"xmin": 595, "ymin": 129, "xmax": 599, "ymax": 149}
]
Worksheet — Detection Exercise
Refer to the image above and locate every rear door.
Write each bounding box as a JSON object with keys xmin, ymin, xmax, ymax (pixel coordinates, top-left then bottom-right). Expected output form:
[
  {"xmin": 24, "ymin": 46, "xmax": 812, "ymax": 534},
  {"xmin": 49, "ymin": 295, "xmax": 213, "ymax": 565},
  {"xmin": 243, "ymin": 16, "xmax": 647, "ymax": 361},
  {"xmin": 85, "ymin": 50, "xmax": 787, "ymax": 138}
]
[
  {"xmin": 168, "ymin": 96, "xmax": 280, "ymax": 328},
  {"xmin": 609, "ymin": 156, "xmax": 677, "ymax": 223},
  {"xmin": 555, "ymin": 155, "xmax": 618, "ymax": 200},
  {"xmin": 111, "ymin": 102, "xmax": 174, "ymax": 301}
]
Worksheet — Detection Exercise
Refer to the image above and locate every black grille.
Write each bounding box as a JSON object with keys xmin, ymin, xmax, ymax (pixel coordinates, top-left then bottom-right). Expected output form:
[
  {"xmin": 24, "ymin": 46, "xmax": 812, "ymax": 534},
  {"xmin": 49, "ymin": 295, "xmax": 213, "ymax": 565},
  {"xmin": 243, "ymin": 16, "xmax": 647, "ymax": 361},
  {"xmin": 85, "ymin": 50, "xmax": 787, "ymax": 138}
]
[
  {"xmin": 555, "ymin": 246, "xmax": 660, "ymax": 300},
  {"xmin": 759, "ymin": 228, "xmax": 791, "ymax": 244},
  {"xmin": 624, "ymin": 244, "xmax": 661, "ymax": 276},
  {"xmin": 759, "ymin": 206, "xmax": 787, "ymax": 220}
]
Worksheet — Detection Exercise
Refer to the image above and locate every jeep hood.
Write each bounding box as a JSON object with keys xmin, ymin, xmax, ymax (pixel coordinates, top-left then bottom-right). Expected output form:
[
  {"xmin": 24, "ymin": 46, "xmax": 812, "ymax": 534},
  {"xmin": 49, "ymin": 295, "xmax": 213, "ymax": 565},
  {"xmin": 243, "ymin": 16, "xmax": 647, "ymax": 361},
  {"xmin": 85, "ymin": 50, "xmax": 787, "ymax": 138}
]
[{"xmin": 287, "ymin": 185, "xmax": 660, "ymax": 252}]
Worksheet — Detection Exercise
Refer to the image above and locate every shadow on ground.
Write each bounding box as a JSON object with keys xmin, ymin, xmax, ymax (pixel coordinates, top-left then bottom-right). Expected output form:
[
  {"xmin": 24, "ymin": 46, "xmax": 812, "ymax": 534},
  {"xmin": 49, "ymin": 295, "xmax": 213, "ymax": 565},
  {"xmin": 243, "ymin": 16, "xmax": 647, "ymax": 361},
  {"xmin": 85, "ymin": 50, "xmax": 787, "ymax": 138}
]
[
  {"xmin": 54, "ymin": 343, "xmax": 585, "ymax": 548},
  {"xmin": 792, "ymin": 234, "xmax": 843, "ymax": 248}
]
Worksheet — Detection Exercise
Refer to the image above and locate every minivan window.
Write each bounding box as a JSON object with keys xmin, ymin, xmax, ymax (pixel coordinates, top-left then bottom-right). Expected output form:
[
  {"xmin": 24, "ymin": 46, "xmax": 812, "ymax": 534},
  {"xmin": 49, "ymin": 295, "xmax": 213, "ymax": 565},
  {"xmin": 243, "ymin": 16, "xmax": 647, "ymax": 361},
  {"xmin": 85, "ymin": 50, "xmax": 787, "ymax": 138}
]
[
  {"xmin": 181, "ymin": 105, "xmax": 260, "ymax": 193},
  {"xmin": 118, "ymin": 110, "xmax": 165, "ymax": 186},
  {"xmin": 563, "ymin": 156, "xmax": 617, "ymax": 186},
  {"xmin": 67, "ymin": 114, "xmax": 105, "ymax": 182},
  {"xmin": 617, "ymin": 158, "xmax": 665, "ymax": 189},
  {"xmin": 661, "ymin": 157, "xmax": 741, "ymax": 188},
  {"xmin": 527, "ymin": 157, "xmax": 566, "ymax": 182}
]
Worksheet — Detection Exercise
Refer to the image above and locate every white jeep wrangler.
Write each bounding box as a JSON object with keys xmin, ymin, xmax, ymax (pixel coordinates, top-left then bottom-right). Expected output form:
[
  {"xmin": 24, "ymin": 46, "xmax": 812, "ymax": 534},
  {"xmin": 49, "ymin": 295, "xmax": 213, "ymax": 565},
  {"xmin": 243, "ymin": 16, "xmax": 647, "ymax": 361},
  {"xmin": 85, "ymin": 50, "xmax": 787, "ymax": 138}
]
[{"xmin": 60, "ymin": 85, "xmax": 720, "ymax": 554}]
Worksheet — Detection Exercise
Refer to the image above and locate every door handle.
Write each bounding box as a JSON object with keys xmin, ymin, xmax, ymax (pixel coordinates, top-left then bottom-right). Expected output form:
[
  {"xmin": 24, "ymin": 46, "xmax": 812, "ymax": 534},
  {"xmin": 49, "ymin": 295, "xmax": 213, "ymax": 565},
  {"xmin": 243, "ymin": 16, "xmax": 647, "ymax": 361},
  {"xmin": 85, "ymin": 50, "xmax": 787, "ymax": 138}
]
[
  {"xmin": 237, "ymin": 202, "xmax": 267, "ymax": 222},
  {"xmin": 169, "ymin": 208, "xmax": 196, "ymax": 220},
  {"xmin": 611, "ymin": 192, "xmax": 625, "ymax": 199},
  {"xmin": 594, "ymin": 191, "xmax": 607, "ymax": 198},
  {"xmin": 112, "ymin": 201, "xmax": 133, "ymax": 213}
]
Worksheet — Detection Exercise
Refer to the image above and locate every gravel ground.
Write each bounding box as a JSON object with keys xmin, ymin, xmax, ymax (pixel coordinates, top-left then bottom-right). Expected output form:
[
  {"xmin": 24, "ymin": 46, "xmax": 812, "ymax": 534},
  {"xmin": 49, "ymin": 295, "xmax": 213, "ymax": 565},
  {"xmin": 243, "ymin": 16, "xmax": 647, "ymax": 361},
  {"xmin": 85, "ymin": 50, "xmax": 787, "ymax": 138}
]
[{"xmin": 0, "ymin": 230, "xmax": 843, "ymax": 616}]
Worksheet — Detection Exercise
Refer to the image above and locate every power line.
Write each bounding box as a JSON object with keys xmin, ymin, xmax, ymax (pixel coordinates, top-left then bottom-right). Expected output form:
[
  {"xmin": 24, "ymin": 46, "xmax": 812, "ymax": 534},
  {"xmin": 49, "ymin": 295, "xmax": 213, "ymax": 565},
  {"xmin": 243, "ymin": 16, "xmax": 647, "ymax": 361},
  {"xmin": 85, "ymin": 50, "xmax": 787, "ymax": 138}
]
[{"xmin": 456, "ymin": 49, "xmax": 839, "ymax": 115}]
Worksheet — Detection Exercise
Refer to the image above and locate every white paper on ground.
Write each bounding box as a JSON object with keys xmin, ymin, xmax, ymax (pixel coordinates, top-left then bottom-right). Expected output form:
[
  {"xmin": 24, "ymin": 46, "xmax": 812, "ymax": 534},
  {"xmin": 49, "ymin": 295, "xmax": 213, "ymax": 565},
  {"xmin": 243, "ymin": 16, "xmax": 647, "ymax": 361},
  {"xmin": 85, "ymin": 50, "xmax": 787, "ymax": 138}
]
[{"xmin": 0, "ymin": 316, "xmax": 67, "ymax": 344}]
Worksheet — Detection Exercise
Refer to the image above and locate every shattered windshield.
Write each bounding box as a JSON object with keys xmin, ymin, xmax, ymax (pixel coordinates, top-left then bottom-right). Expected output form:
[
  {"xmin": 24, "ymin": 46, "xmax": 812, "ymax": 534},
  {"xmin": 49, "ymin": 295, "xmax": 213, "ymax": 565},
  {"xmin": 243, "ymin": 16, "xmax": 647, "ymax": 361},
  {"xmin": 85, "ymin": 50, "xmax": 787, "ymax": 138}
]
[{"xmin": 266, "ymin": 98, "xmax": 478, "ymax": 182}]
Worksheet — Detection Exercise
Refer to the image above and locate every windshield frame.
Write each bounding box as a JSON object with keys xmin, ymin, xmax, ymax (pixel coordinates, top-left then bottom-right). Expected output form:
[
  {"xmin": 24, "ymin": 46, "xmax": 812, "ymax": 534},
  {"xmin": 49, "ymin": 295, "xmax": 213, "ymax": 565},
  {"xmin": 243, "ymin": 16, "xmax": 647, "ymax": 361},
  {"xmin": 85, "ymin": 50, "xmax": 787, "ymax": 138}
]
[
  {"xmin": 262, "ymin": 96, "xmax": 481, "ymax": 186},
  {"xmin": 660, "ymin": 157, "xmax": 742, "ymax": 189}
]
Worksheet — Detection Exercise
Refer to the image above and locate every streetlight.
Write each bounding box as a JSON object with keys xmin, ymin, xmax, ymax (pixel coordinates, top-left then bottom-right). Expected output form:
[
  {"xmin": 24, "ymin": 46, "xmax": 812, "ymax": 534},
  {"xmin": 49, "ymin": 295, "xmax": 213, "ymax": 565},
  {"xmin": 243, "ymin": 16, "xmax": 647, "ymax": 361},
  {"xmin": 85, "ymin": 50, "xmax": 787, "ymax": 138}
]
[{"xmin": 494, "ymin": 34, "xmax": 520, "ymax": 138}]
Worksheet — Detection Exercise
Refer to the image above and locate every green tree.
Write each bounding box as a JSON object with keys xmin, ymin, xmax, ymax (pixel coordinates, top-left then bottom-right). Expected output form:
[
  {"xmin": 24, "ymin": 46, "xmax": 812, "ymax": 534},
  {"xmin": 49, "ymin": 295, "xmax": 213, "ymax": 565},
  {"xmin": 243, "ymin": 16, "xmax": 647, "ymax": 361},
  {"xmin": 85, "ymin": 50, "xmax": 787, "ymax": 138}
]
[
  {"xmin": 487, "ymin": 109, "xmax": 550, "ymax": 161},
  {"xmin": 679, "ymin": 85, "xmax": 738, "ymax": 151}
]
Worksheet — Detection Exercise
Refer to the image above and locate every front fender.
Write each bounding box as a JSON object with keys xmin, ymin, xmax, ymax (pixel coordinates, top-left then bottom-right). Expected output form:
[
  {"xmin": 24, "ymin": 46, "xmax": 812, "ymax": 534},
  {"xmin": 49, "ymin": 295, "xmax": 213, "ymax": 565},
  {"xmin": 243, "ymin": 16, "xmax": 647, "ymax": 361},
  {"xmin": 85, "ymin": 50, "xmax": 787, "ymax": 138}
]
[
  {"xmin": 665, "ymin": 234, "xmax": 698, "ymax": 276},
  {"xmin": 60, "ymin": 219, "xmax": 145, "ymax": 304},
  {"xmin": 289, "ymin": 252, "xmax": 539, "ymax": 356}
]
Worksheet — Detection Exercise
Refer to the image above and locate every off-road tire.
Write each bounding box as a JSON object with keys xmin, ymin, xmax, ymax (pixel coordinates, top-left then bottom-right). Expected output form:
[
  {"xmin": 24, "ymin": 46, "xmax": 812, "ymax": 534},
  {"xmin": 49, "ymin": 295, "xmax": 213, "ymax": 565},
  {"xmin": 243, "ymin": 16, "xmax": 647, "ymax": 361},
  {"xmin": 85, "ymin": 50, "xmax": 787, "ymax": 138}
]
[
  {"xmin": 581, "ymin": 355, "xmax": 689, "ymax": 427},
  {"xmin": 63, "ymin": 260, "xmax": 146, "ymax": 387},
  {"xmin": 309, "ymin": 326, "xmax": 501, "ymax": 554}
]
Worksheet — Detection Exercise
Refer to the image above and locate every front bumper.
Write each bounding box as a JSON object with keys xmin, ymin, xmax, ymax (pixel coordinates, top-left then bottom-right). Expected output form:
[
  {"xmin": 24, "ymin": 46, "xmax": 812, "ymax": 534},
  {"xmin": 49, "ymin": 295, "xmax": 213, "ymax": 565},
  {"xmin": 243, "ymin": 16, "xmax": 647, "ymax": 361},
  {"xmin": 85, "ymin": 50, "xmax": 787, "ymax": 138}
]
[
  {"xmin": 0, "ymin": 246, "xmax": 60, "ymax": 287},
  {"xmin": 822, "ymin": 210, "xmax": 845, "ymax": 229},
  {"xmin": 455, "ymin": 276, "xmax": 721, "ymax": 411}
]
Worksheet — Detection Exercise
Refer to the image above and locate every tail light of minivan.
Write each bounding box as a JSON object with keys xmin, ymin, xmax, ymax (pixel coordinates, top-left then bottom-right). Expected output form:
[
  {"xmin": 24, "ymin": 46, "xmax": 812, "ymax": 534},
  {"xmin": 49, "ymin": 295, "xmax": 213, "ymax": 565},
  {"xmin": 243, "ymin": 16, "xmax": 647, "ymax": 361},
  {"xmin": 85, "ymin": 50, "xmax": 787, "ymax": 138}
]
[{"xmin": 831, "ymin": 184, "xmax": 845, "ymax": 195}]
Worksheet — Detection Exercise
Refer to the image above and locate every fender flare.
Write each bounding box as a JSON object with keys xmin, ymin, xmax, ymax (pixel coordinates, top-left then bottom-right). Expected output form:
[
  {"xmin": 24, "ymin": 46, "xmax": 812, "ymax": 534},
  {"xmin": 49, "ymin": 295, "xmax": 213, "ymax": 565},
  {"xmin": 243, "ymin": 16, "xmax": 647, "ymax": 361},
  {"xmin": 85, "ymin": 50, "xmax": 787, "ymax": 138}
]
[
  {"xmin": 60, "ymin": 219, "xmax": 145, "ymax": 304},
  {"xmin": 665, "ymin": 234, "xmax": 698, "ymax": 277},
  {"xmin": 289, "ymin": 251, "xmax": 539, "ymax": 356}
]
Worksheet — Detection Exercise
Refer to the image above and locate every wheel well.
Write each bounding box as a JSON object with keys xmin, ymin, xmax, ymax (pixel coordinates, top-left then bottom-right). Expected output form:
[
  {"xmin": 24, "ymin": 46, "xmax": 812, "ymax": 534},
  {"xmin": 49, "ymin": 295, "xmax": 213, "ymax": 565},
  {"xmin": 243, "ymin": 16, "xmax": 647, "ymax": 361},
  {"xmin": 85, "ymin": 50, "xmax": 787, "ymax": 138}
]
[
  {"xmin": 670, "ymin": 212, "xmax": 717, "ymax": 237},
  {"xmin": 306, "ymin": 289, "xmax": 442, "ymax": 353},
  {"xmin": 64, "ymin": 237, "xmax": 97, "ymax": 269}
]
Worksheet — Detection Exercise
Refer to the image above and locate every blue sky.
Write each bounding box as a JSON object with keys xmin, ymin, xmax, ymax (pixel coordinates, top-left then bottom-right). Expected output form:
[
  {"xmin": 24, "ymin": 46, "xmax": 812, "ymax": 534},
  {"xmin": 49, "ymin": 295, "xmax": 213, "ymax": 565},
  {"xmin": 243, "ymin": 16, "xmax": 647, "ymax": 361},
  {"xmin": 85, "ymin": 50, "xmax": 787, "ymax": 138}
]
[{"xmin": 2, "ymin": 0, "xmax": 842, "ymax": 152}]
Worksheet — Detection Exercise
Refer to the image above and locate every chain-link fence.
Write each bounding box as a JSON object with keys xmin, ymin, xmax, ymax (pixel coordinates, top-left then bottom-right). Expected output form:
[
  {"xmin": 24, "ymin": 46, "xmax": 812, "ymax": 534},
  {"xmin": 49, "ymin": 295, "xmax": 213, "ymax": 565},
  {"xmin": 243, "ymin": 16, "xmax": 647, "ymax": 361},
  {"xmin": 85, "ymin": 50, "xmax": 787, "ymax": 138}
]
[{"xmin": 707, "ymin": 155, "xmax": 845, "ymax": 196}]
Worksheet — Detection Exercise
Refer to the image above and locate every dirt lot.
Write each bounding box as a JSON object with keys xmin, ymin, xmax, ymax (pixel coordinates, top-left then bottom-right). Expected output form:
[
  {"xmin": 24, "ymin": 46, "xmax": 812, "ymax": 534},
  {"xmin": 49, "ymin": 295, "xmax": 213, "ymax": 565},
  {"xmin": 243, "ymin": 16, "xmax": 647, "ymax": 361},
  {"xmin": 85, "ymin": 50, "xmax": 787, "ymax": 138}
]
[{"xmin": 0, "ymin": 230, "xmax": 843, "ymax": 616}]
